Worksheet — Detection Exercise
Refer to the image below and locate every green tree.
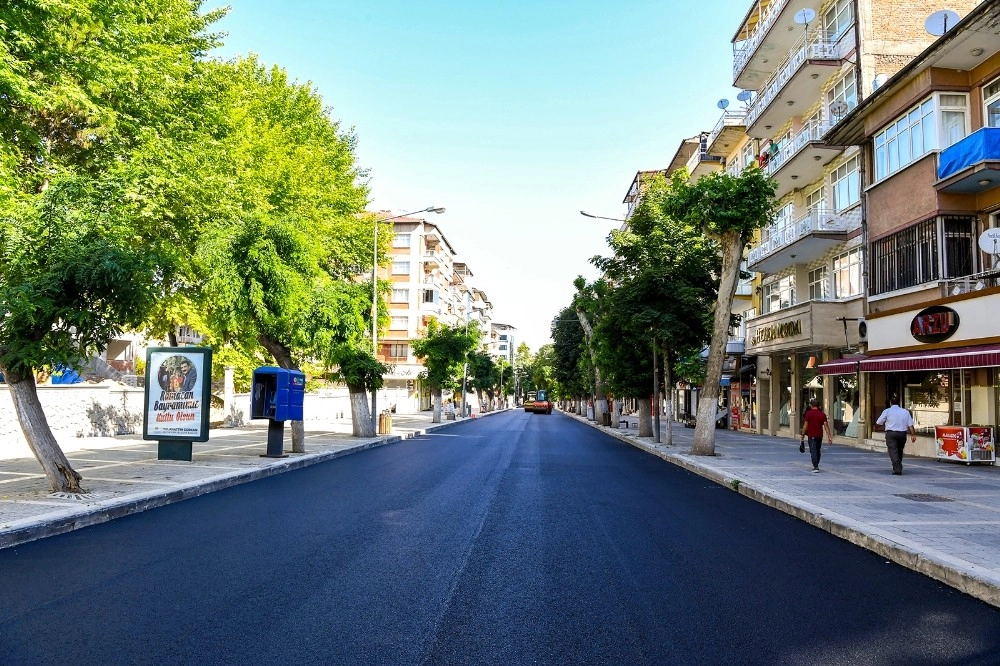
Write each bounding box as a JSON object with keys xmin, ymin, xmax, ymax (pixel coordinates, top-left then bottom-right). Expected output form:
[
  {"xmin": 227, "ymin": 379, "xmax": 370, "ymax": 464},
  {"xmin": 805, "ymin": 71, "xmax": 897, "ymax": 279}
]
[
  {"xmin": 0, "ymin": 0, "xmax": 223, "ymax": 492},
  {"xmin": 663, "ymin": 167, "xmax": 776, "ymax": 455},
  {"xmin": 467, "ymin": 350, "xmax": 497, "ymax": 410},
  {"xmin": 551, "ymin": 306, "xmax": 587, "ymax": 413},
  {"xmin": 573, "ymin": 277, "xmax": 611, "ymax": 425},
  {"xmin": 412, "ymin": 319, "xmax": 478, "ymax": 422}
]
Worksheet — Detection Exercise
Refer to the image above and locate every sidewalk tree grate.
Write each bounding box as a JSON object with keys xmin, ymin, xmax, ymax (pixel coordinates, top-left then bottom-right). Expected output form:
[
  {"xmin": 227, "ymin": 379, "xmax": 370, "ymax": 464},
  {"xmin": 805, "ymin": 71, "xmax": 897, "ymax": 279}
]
[
  {"xmin": 48, "ymin": 492, "xmax": 100, "ymax": 501},
  {"xmin": 894, "ymin": 493, "xmax": 954, "ymax": 503}
]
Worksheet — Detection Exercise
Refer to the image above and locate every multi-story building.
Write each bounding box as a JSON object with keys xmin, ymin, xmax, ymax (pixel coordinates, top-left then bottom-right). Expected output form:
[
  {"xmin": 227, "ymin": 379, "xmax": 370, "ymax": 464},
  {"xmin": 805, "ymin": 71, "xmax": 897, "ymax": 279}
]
[
  {"xmin": 821, "ymin": 1, "xmax": 1000, "ymax": 457},
  {"xmin": 729, "ymin": 0, "xmax": 981, "ymax": 438},
  {"xmin": 380, "ymin": 214, "xmax": 494, "ymax": 412}
]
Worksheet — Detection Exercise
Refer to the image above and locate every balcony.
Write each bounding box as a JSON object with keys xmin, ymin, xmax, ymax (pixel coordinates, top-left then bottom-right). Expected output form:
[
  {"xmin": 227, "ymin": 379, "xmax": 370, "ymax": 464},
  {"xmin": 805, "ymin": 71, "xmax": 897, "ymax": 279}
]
[
  {"xmin": 725, "ymin": 160, "xmax": 744, "ymax": 178},
  {"xmin": 706, "ymin": 110, "xmax": 748, "ymax": 157},
  {"xmin": 685, "ymin": 148, "xmax": 724, "ymax": 181},
  {"xmin": 935, "ymin": 127, "xmax": 1000, "ymax": 194},
  {"xmin": 744, "ymin": 31, "xmax": 841, "ymax": 139},
  {"xmin": 762, "ymin": 121, "xmax": 841, "ymax": 199},
  {"xmin": 422, "ymin": 250, "xmax": 442, "ymax": 269},
  {"xmin": 747, "ymin": 207, "xmax": 854, "ymax": 274},
  {"xmin": 732, "ymin": 0, "xmax": 820, "ymax": 90}
]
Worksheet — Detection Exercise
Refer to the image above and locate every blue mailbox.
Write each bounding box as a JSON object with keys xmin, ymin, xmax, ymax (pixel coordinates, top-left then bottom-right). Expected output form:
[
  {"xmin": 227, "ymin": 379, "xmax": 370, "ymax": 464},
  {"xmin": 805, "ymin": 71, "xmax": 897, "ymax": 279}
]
[{"xmin": 251, "ymin": 367, "xmax": 305, "ymax": 458}]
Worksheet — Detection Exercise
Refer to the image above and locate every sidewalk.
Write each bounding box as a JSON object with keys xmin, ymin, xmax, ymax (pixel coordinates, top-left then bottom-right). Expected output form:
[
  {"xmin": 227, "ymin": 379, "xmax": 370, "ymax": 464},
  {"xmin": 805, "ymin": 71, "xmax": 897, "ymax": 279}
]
[
  {"xmin": 3, "ymin": 409, "xmax": 1000, "ymax": 609},
  {"xmin": 589, "ymin": 412, "xmax": 1000, "ymax": 609}
]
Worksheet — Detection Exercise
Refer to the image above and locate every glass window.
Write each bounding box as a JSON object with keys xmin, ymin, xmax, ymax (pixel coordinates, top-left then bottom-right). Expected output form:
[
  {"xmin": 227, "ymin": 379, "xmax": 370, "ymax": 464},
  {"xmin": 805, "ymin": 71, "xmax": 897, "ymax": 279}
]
[
  {"xmin": 828, "ymin": 69, "xmax": 857, "ymax": 116},
  {"xmin": 869, "ymin": 218, "xmax": 938, "ymax": 294},
  {"xmin": 831, "ymin": 155, "xmax": 860, "ymax": 211},
  {"xmin": 391, "ymin": 288, "xmax": 409, "ymax": 303},
  {"xmin": 808, "ymin": 267, "xmax": 828, "ymax": 300},
  {"xmin": 388, "ymin": 343, "xmax": 409, "ymax": 358},
  {"xmin": 806, "ymin": 187, "xmax": 826, "ymax": 212},
  {"xmin": 742, "ymin": 142, "xmax": 755, "ymax": 169},
  {"xmin": 873, "ymin": 94, "xmax": 967, "ymax": 181},
  {"xmin": 498, "ymin": 344, "xmax": 507, "ymax": 351},
  {"xmin": 824, "ymin": 0, "xmax": 853, "ymax": 40},
  {"xmin": 986, "ymin": 77, "xmax": 1000, "ymax": 128},
  {"xmin": 762, "ymin": 275, "xmax": 795, "ymax": 314},
  {"xmin": 942, "ymin": 216, "xmax": 975, "ymax": 279},
  {"xmin": 833, "ymin": 248, "xmax": 862, "ymax": 298},
  {"xmin": 391, "ymin": 261, "xmax": 410, "ymax": 274},
  {"xmin": 390, "ymin": 316, "xmax": 408, "ymax": 330},
  {"xmin": 422, "ymin": 288, "xmax": 437, "ymax": 304},
  {"xmin": 392, "ymin": 233, "xmax": 411, "ymax": 248}
]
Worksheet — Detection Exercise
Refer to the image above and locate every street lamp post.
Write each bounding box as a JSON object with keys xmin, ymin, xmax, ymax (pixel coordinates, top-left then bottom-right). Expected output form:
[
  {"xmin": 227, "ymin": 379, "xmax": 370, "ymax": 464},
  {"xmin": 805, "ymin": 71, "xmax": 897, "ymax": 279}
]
[
  {"xmin": 580, "ymin": 210, "xmax": 626, "ymax": 223},
  {"xmin": 372, "ymin": 206, "xmax": 444, "ymax": 433}
]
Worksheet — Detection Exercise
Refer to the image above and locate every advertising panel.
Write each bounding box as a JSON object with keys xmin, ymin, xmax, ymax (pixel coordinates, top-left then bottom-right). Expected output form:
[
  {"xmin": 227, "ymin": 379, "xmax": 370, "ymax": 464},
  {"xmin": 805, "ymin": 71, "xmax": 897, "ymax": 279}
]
[
  {"xmin": 142, "ymin": 347, "xmax": 213, "ymax": 442},
  {"xmin": 935, "ymin": 425, "xmax": 996, "ymax": 465}
]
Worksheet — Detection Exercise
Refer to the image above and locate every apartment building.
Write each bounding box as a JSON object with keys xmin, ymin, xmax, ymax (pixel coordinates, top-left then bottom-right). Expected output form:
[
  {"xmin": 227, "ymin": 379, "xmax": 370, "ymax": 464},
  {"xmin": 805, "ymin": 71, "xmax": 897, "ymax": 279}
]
[
  {"xmin": 382, "ymin": 215, "xmax": 494, "ymax": 413},
  {"xmin": 718, "ymin": 0, "xmax": 981, "ymax": 438},
  {"xmin": 821, "ymin": 1, "xmax": 1000, "ymax": 457}
]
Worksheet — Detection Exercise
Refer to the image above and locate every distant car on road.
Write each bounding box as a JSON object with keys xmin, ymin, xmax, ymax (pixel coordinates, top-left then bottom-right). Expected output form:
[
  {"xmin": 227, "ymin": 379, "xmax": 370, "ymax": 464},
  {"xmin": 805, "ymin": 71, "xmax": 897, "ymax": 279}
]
[{"xmin": 531, "ymin": 389, "xmax": 553, "ymax": 415}]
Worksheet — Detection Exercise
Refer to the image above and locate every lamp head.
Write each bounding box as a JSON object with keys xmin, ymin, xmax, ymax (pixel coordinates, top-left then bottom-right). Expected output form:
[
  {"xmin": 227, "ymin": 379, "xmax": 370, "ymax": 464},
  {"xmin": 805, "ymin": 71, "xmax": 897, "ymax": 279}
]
[{"xmin": 427, "ymin": 206, "xmax": 446, "ymax": 214}]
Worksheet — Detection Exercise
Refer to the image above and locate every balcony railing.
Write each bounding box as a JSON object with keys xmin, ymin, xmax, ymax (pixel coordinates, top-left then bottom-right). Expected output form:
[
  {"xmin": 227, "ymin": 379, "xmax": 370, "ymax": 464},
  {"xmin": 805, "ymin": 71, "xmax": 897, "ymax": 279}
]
[
  {"xmin": 733, "ymin": 0, "xmax": 790, "ymax": 81},
  {"xmin": 764, "ymin": 121, "xmax": 834, "ymax": 178},
  {"xmin": 686, "ymin": 148, "xmax": 724, "ymax": 174},
  {"xmin": 745, "ymin": 30, "xmax": 839, "ymax": 129},
  {"xmin": 726, "ymin": 160, "xmax": 744, "ymax": 177},
  {"xmin": 747, "ymin": 207, "xmax": 849, "ymax": 264},
  {"xmin": 707, "ymin": 110, "xmax": 748, "ymax": 152}
]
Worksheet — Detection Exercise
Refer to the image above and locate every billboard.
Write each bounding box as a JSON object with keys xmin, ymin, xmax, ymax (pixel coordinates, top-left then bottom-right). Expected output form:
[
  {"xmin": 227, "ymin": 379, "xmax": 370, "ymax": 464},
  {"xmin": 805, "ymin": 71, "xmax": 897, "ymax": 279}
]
[{"xmin": 142, "ymin": 347, "xmax": 213, "ymax": 442}]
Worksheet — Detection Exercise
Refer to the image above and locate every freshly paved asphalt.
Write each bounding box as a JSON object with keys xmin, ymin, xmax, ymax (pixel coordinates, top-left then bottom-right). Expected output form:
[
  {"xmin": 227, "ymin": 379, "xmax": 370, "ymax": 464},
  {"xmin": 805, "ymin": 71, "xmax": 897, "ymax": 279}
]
[{"xmin": 2, "ymin": 410, "xmax": 1000, "ymax": 664}]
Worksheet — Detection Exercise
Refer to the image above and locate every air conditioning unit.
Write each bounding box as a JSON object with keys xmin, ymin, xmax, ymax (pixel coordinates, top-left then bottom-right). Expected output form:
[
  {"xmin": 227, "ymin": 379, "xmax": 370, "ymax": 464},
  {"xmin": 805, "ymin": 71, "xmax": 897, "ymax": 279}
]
[{"xmin": 858, "ymin": 318, "xmax": 868, "ymax": 343}]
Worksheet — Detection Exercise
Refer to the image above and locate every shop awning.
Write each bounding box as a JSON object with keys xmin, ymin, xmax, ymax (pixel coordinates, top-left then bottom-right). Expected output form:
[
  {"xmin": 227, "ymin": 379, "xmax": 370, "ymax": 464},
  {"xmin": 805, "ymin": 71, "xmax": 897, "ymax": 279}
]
[
  {"xmin": 859, "ymin": 344, "xmax": 1000, "ymax": 372},
  {"xmin": 816, "ymin": 356, "xmax": 865, "ymax": 375}
]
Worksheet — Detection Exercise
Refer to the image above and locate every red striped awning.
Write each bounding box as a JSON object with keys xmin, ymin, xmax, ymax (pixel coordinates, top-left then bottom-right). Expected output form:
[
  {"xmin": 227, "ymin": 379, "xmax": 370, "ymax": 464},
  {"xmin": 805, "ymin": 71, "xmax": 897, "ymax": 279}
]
[
  {"xmin": 860, "ymin": 344, "xmax": 1000, "ymax": 372},
  {"xmin": 817, "ymin": 357, "xmax": 866, "ymax": 375}
]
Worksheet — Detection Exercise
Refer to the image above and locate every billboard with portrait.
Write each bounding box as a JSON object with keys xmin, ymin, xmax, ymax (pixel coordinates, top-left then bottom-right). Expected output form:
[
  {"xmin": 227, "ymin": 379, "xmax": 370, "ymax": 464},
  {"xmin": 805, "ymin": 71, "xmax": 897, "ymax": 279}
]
[{"xmin": 142, "ymin": 347, "xmax": 213, "ymax": 441}]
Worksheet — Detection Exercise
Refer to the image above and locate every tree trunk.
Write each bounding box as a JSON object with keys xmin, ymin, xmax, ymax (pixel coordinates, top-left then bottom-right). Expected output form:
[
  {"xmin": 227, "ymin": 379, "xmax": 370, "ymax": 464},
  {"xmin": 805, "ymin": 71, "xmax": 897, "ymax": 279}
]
[
  {"xmin": 577, "ymin": 397, "xmax": 584, "ymax": 416},
  {"xmin": 259, "ymin": 334, "xmax": 304, "ymax": 453},
  {"xmin": 576, "ymin": 307, "xmax": 608, "ymax": 426},
  {"xmin": 432, "ymin": 388, "xmax": 442, "ymax": 422},
  {"xmin": 692, "ymin": 230, "xmax": 744, "ymax": 456},
  {"xmin": 347, "ymin": 382, "xmax": 374, "ymax": 436},
  {"xmin": 4, "ymin": 368, "xmax": 84, "ymax": 493},
  {"xmin": 664, "ymin": 347, "xmax": 674, "ymax": 447},
  {"xmin": 652, "ymin": 336, "xmax": 660, "ymax": 443},
  {"xmin": 637, "ymin": 397, "xmax": 653, "ymax": 437},
  {"xmin": 610, "ymin": 396, "xmax": 620, "ymax": 428}
]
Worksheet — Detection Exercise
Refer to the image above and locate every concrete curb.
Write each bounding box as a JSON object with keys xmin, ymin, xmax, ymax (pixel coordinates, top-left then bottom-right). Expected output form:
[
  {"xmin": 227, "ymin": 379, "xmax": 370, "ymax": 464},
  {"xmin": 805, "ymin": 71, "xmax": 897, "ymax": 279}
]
[
  {"xmin": 571, "ymin": 412, "xmax": 1000, "ymax": 608},
  {"xmin": 0, "ymin": 411, "xmax": 504, "ymax": 550}
]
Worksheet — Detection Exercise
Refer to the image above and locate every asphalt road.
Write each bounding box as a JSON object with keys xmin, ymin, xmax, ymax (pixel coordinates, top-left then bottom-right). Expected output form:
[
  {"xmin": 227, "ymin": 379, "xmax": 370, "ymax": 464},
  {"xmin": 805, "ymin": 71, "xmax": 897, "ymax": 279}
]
[{"xmin": 2, "ymin": 410, "xmax": 1000, "ymax": 665}]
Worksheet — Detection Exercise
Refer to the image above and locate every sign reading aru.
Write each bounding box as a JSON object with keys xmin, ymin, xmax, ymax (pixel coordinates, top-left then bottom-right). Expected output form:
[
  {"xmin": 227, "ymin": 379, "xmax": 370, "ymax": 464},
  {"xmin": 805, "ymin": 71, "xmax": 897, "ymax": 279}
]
[
  {"xmin": 911, "ymin": 305, "xmax": 959, "ymax": 343},
  {"xmin": 751, "ymin": 319, "xmax": 802, "ymax": 346}
]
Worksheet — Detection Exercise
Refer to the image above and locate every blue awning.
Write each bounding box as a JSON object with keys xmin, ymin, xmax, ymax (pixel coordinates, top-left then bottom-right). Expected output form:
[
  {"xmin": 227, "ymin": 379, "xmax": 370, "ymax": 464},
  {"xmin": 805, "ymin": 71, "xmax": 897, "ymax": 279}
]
[{"xmin": 937, "ymin": 127, "xmax": 1000, "ymax": 180}]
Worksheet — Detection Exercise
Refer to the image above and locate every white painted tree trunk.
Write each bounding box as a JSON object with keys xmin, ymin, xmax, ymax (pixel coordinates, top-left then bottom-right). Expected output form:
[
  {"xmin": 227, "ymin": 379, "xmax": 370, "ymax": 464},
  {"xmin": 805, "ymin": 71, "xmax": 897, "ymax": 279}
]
[
  {"xmin": 5, "ymin": 371, "xmax": 84, "ymax": 492},
  {"xmin": 611, "ymin": 398, "xmax": 621, "ymax": 428},
  {"xmin": 692, "ymin": 230, "xmax": 745, "ymax": 456},
  {"xmin": 664, "ymin": 348, "xmax": 674, "ymax": 447},
  {"xmin": 349, "ymin": 384, "xmax": 374, "ymax": 437},
  {"xmin": 432, "ymin": 388, "xmax": 443, "ymax": 423},
  {"xmin": 637, "ymin": 398, "xmax": 653, "ymax": 437}
]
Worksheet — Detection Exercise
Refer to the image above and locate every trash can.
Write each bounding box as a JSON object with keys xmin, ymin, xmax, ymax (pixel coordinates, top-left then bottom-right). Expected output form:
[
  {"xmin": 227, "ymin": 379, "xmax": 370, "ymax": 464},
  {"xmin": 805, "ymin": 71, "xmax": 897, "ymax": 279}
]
[
  {"xmin": 602, "ymin": 412, "xmax": 611, "ymax": 426},
  {"xmin": 378, "ymin": 411, "xmax": 392, "ymax": 434}
]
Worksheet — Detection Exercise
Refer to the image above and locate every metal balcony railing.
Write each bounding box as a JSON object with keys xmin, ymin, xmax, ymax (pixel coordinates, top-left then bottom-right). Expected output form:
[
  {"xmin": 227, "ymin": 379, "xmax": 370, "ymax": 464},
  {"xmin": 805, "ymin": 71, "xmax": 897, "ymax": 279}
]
[
  {"xmin": 707, "ymin": 110, "xmax": 748, "ymax": 151},
  {"xmin": 748, "ymin": 207, "xmax": 851, "ymax": 264},
  {"xmin": 745, "ymin": 30, "xmax": 840, "ymax": 128},
  {"xmin": 763, "ymin": 120, "xmax": 834, "ymax": 177},
  {"xmin": 686, "ymin": 148, "xmax": 724, "ymax": 173},
  {"xmin": 733, "ymin": 0, "xmax": 790, "ymax": 81}
]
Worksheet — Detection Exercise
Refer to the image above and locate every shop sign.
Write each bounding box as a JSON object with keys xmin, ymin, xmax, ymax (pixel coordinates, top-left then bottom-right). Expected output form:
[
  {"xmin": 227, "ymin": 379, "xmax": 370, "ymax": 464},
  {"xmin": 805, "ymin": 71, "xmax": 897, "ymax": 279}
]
[
  {"xmin": 750, "ymin": 319, "xmax": 802, "ymax": 346},
  {"xmin": 910, "ymin": 305, "xmax": 959, "ymax": 343}
]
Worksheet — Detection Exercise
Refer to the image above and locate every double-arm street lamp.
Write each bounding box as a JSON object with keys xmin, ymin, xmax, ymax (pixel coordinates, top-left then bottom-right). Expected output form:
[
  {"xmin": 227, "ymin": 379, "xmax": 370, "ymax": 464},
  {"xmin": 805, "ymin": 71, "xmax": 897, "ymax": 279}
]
[{"xmin": 372, "ymin": 206, "xmax": 445, "ymax": 432}]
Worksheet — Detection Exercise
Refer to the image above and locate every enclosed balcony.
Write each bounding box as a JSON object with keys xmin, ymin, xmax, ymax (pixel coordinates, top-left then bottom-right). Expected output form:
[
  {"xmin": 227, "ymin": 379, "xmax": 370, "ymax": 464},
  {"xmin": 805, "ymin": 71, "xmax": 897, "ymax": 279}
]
[
  {"xmin": 706, "ymin": 110, "xmax": 748, "ymax": 157},
  {"xmin": 762, "ymin": 121, "xmax": 841, "ymax": 199},
  {"xmin": 732, "ymin": 0, "xmax": 820, "ymax": 90},
  {"xmin": 747, "ymin": 207, "xmax": 854, "ymax": 274},
  {"xmin": 744, "ymin": 30, "xmax": 841, "ymax": 139},
  {"xmin": 935, "ymin": 127, "xmax": 1000, "ymax": 194}
]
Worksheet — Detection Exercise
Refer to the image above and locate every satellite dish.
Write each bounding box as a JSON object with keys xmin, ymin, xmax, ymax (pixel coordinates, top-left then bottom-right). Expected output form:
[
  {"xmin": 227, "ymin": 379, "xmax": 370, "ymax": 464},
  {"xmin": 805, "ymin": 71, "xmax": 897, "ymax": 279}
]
[
  {"xmin": 829, "ymin": 101, "xmax": 849, "ymax": 118},
  {"xmin": 978, "ymin": 228, "xmax": 1000, "ymax": 255},
  {"xmin": 737, "ymin": 90, "xmax": 752, "ymax": 103},
  {"xmin": 718, "ymin": 99, "xmax": 730, "ymax": 110},
  {"xmin": 872, "ymin": 73, "xmax": 889, "ymax": 90},
  {"xmin": 794, "ymin": 8, "xmax": 816, "ymax": 27},
  {"xmin": 925, "ymin": 9, "xmax": 960, "ymax": 36}
]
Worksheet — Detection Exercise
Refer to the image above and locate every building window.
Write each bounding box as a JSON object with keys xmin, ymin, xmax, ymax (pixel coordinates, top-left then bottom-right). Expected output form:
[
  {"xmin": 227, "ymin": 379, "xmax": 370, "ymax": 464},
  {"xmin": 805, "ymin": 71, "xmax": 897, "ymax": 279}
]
[
  {"xmin": 870, "ymin": 218, "xmax": 938, "ymax": 294},
  {"xmin": 831, "ymin": 155, "xmax": 860, "ymax": 211},
  {"xmin": 388, "ymin": 343, "xmax": 409, "ymax": 358},
  {"xmin": 391, "ymin": 288, "xmax": 409, "ymax": 303},
  {"xmin": 942, "ymin": 216, "xmax": 975, "ymax": 279},
  {"xmin": 393, "ymin": 233, "xmax": 411, "ymax": 248},
  {"xmin": 986, "ymin": 76, "xmax": 1000, "ymax": 128},
  {"xmin": 833, "ymin": 248, "xmax": 862, "ymax": 298},
  {"xmin": 498, "ymin": 344, "xmax": 507, "ymax": 352},
  {"xmin": 806, "ymin": 187, "xmax": 826, "ymax": 212},
  {"xmin": 422, "ymin": 289, "xmax": 437, "ymax": 304},
  {"xmin": 828, "ymin": 69, "xmax": 857, "ymax": 116},
  {"xmin": 391, "ymin": 261, "xmax": 410, "ymax": 274},
  {"xmin": 874, "ymin": 94, "xmax": 969, "ymax": 181},
  {"xmin": 762, "ymin": 275, "xmax": 795, "ymax": 314},
  {"xmin": 741, "ymin": 142, "xmax": 755, "ymax": 170},
  {"xmin": 823, "ymin": 0, "xmax": 853, "ymax": 40},
  {"xmin": 390, "ymin": 316, "xmax": 408, "ymax": 330},
  {"xmin": 808, "ymin": 267, "xmax": 828, "ymax": 301},
  {"xmin": 499, "ymin": 334, "xmax": 508, "ymax": 341}
]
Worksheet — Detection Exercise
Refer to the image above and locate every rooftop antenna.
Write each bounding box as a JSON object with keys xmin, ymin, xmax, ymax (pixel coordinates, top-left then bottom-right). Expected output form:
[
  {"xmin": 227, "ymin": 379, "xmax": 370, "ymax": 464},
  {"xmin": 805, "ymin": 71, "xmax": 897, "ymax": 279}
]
[
  {"xmin": 924, "ymin": 9, "xmax": 960, "ymax": 36},
  {"xmin": 717, "ymin": 99, "xmax": 730, "ymax": 110},
  {"xmin": 794, "ymin": 8, "xmax": 816, "ymax": 31}
]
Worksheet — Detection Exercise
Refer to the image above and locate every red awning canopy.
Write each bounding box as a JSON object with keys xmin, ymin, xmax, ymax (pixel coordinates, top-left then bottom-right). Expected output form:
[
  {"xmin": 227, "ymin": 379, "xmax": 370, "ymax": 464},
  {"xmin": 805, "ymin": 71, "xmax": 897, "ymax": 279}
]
[
  {"xmin": 816, "ymin": 356, "xmax": 866, "ymax": 375},
  {"xmin": 859, "ymin": 344, "xmax": 1000, "ymax": 373}
]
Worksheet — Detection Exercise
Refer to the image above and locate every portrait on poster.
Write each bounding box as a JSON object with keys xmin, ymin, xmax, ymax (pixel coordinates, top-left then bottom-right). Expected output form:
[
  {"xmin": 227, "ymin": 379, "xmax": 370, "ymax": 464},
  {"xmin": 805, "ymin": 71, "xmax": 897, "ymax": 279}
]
[{"xmin": 143, "ymin": 348, "xmax": 212, "ymax": 441}]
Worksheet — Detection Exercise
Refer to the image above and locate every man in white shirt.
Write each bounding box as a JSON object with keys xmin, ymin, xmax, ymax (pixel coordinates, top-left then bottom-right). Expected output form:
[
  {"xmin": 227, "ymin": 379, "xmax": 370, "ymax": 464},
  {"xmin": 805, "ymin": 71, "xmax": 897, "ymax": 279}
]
[{"xmin": 876, "ymin": 395, "xmax": 916, "ymax": 475}]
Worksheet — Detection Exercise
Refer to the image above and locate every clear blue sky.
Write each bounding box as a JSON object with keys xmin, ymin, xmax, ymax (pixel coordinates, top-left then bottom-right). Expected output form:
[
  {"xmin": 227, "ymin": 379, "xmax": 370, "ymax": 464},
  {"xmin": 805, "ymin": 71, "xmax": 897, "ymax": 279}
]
[{"xmin": 210, "ymin": 1, "xmax": 748, "ymax": 352}]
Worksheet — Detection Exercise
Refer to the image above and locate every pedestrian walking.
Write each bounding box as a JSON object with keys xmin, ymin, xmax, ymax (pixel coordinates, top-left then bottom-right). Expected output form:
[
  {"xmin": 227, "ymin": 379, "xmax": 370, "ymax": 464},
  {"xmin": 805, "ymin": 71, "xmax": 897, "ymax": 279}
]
[
  {"xmin": 876, "ymin": 396, "xmax": 916, "ymax": 475},
  {"xmin": 800, "ymin": 398, "xmax": 833, "ymax": 473}
]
